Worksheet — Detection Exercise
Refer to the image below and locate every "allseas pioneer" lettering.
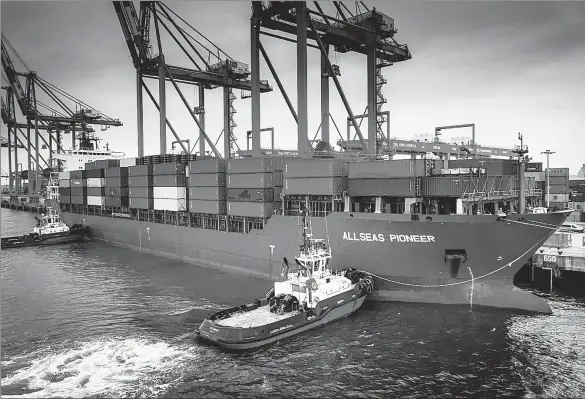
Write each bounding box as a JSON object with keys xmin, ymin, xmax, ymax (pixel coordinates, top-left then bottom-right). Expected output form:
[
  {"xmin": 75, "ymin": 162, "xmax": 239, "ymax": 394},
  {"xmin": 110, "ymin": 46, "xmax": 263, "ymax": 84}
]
[{"xmin": 342, "ymin": 232, "xmax": 436, "ymax": 243}]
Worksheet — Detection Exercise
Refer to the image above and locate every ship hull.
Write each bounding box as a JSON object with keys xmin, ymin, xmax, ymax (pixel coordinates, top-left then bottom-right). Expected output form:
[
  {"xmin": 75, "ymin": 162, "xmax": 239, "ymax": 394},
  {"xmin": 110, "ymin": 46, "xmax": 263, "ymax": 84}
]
[{"xmin": 58, "ymin": 210, "xmax": 569, "ymax": 313}]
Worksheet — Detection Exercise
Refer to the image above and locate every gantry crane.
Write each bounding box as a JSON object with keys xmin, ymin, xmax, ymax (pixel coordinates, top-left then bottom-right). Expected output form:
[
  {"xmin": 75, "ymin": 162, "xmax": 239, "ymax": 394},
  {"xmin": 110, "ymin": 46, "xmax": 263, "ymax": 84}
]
[
  {"xmin": 113, "ymin": 1, "xmax": 272, "ymax": 159},
  {"xmin": 1, "ymin": 34, "xmax": 123, "ymax": 196}
]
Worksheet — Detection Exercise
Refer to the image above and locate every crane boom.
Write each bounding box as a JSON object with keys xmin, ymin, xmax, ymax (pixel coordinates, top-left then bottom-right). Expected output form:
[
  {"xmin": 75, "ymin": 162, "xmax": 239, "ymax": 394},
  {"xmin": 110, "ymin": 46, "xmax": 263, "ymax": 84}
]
[{"xmin": 1, "ymin": 40, "xmax": 28, "ymax": 116}]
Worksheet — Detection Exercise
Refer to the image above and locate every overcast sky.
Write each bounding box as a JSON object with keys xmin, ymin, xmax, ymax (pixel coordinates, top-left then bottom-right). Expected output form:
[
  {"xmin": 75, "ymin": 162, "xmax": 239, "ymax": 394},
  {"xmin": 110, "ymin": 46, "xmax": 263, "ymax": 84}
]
[{"xmin": 1, "ymin": 1, "xmax": 584, "ymax": 175}]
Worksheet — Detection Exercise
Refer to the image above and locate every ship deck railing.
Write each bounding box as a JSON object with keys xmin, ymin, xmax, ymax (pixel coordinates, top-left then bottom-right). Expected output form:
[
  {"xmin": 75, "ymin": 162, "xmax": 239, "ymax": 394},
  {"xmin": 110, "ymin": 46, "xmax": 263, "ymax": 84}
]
[{"xmin": 462, "ymin": 189, "xmax": 543, "ymax": 202}]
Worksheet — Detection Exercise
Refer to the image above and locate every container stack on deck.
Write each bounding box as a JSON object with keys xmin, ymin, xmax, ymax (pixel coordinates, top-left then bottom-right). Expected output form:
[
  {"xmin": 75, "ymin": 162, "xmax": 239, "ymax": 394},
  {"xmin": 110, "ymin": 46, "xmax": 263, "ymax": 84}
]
[
  {"xmin": 282, "ymin": 158, "xmax": 347, "ymax": 215},
  {"xmin": 546, "ymin": 167, "xmax": 570, "ymax": 208},
  {"xmin": 128, "ymin": 164, "xmax": 154, "ymax": 210},
  {"xmin": 152, "ymin": 163, "xmax": 187, "ymax": 212},
  {"xmin": 58, "ymin": 171, "xmax": 71, "ymax": 206},
  {"xmin": 104, "ymin": 166, "xmax": 128, "ymax": 208},
  {"xmin": 70, "ymin": 170, "xmax": 86, "ymax": 206},
  {"xmin": 227, "ymin": 157, "xmax": 275, "ymax": 219},
  {"xmin": 86, "ymin": 167, "xmax": 106, "ymax": 207},
  {"xmin": 188, "ymin": 158, "xmax": 227, "ymax": 215}
]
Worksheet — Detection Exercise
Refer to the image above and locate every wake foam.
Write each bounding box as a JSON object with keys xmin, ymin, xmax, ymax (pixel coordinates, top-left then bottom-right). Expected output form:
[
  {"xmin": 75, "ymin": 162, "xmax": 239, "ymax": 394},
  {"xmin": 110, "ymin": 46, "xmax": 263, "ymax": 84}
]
[{"xmin": 1, "ymin": 336, "xmax": 199, "ymax": 398}]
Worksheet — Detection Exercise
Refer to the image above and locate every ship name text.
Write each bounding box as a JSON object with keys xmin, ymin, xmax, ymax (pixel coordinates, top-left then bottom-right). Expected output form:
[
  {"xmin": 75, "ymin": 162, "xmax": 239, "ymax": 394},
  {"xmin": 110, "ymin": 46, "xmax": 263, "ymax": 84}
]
[{"xmin": 342, "ymin": 232, "xmax": 436, "ymax": 243}]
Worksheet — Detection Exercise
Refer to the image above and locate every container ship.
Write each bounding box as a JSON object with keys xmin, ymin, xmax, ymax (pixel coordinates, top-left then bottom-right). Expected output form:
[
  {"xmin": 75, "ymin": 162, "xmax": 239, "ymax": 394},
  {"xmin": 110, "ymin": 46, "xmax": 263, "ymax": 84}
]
[{"xmin": 55, "ymin": 155, "xmax": 571, "ymax": 314}]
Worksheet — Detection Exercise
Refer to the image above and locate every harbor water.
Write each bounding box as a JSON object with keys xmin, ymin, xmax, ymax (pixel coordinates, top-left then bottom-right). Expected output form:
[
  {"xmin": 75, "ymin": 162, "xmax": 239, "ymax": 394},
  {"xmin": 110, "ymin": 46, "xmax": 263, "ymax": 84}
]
[{"xmin": 2, "ymin": 208, "xmax": 585, "ymax": 398}]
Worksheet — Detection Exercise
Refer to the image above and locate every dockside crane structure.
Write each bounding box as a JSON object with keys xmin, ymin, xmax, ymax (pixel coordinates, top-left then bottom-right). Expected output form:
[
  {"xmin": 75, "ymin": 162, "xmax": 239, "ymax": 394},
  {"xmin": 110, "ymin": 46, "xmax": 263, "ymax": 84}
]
[
  {"xmin": 249, "ymin": 1, "xmax": 411, "ymax": 160},
  {"xmin": 1, "ymin": 34, "xmax": 123, "ymax": 197},
  {"xmin": 113, "ymin": 1, "xmax": 272, "ymax": 159}
]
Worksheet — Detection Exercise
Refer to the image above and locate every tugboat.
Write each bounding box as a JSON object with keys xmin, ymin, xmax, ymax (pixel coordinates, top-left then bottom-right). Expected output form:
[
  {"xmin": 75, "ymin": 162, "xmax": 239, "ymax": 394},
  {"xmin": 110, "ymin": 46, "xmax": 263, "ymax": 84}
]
[
  {"xmin": 195, "ymin": 208, "xmax": 374, "ymax": 350},
  {"xmin": 1, "ymin": 205, "xmax": 89, "ymax": 249}
]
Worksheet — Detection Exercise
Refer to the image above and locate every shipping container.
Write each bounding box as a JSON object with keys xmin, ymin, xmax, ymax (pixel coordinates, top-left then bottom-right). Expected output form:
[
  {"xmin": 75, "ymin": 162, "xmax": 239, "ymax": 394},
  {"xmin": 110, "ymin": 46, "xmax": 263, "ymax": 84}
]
[
  {"xmin": 70, "ymin": 178, "xmax": 83, "ymax": 187},
  {"xmin": 87, "ymin": 196, "xmax": 106, "ymax": 206},
  {"xmin": 105, "ymin": 176, "xmax": 129, "ymax": 187},
  {"xmin": 119, "ymin": 157, "xmax": 137, "ymax": 167},
  {"xmin": 85, "ymin": 168, "xmax": 104, "ymax": 178},
  {"xmin": 448, "ymin": 159, "xmax": 516, "ymax": 176},
  {"xmin": 104, "ymin": 167, "xmax": 129, "ymax": 178},
  {"xmin": 86, "ymin": 187, "xmax": 106, "ymax": 197},
  {"xmin": 106, "ymin": 187, "xmax": 129, "ymax": 198},
  {"xmin": 273, "ymin": 170, "xmax": 283, "ymax": 187},
  {"xmin": 274, "ymin": 186, "xmax": 283, "ymax": 200},
  {"xmin": 283, "ymin": 177, "xmax": 346, "ymax": 196},
  {"xmin": 348, "ymin": 178, "xmax": 416, "ymax": 197},
  {"xmin": 188, "ymin": 186, "xmax": 226, "ymax": 201},
  {"xmin": 189, "ymin": 199, "xmax": 227, "ymax": 215},
  {"xmin": 128, "ymin": 175, "xmax": 154, "ymax": 187},
  {"xmin": 58, "ymin": 171, "xmax": 71, "ymax": 180},
  {"xmin": 105, "ymin": 197, "xmax": 129, "ymax": 208},
  {"xmin": 69, "ymin": 170, "xmax": 85, "ymax": 180},
  {"xmin": 70, "ymin": 195, "xmax": 86, "ymax": 205},
  {"xmin": 547, "ymin": 176, "xmax": 569, "ymax": 186},
  {"xmin": 525, "ymin": 171, "xmax": 545, "ymax": 182},
  {"xmin": 348, "ymin": 159, "xmax": 430, "ymax": 179},
  {"xmin": 227, "ymin": 157, "xmax": 274, "ymax": 174},
  {"xmin": 545, "ymin": 193, "xmax": 569, "ymax": 203},
  {"xmin": 227, "ymin": 201, "xmax": 273, "ymax": 218},
  {"xmin": 94, "ymin": 159, "xmax": 120, "ymax": 169},
  {"xmin": 421, "ymin": 177, "xmax": 467, "ymax": 197},
  {"xmin": 59, "ymin": 194, "xmax": 70, "ymax": 204},
  {"xmin": 154, "ymin": 198, "xmax": 187, "ymax": 212},
  {"xmin": 59, "ymin": 179, "xmax": 71, "ymax": 188},
  {"xmin": 284, "ymin": 159, "xmax": 344, "ymax": 178},
  {"xmin": 84, "ymin": 161, "xmax": 96, "ymax": 170},
  {"xmin": 59, "ymin": 187, "xmax": 71, "ymax": 196},
  {"xmin": 546, "ymin": 168, "xmax": 570, "ymax": 177},
  {"xmin": 86, "ymin": 177, "xmax": 105, "ymax": 187},
  {"xmin": 227, "ymin": 188, "xmax": 274, "ymax": 202},
  {"xmin": 227, "ymin": 172, "xmax": 273, "ymax": 189},
  {"xmin": 153, "ymin": 186, "xmax": 187, "ymax": 199},
  {"xmin": 525, "ymin": 162, "xmax": 543, "ymax": 172},
  {"xmin": 269, "ymin": 156, "xmax": 296, "ymax": 172},
  {"xmin": 128, "ymin": 164, "xmax": 153, "ymax": 176},
  {"xmin": 189, "ymin": 158, "xmax": 226, "ymax": 174},
  {"xmin": 70, "ymin": 187, "xmax": 87, "ymax": 197},
  {"xmin": 570, "ymin": 179, "xmax": 585, "ymax": 193},
  {"xmin": 430, "ymin": 167, "xmax": 487, "ymax": 177},
  {"xmin": 129, "ymin": 197, "xmax": 154, "ymax": 210},
  {"xmin": 129, "ymin": 186, "xmax": 154, "ymax": 198},
  {"xmin": 153, "ymin": 162, "xmax": 186, "ymax": 175},
  {"xmin": 153, "ymin": 174, "xmax": 186, "ymax": 187},
  {"xmin": 188, "ymin": 173, "xmax": 226, "ymax": 187},
  {"xmin": 549, "ymin": 184, "xmax": 570, "ymax": 194}
]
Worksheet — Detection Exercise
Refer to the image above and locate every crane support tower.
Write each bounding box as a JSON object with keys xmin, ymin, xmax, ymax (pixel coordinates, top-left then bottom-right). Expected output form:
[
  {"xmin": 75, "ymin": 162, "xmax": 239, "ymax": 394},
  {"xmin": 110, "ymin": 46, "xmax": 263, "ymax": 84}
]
[
  {"xmin": 250, "ymin": 1, "xmax": 411, "ymax": 159},
  {"xmin": 113, "ymin": 1, "xmax": 273, "ymax": 159}
]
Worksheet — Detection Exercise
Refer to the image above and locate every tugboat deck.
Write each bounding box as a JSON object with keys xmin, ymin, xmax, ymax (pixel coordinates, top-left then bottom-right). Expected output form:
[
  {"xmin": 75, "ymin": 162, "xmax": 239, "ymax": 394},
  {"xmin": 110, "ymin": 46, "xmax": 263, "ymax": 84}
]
[{"xmin": 215, "ymin": 306, "xmax": 299, "ymax": 328}]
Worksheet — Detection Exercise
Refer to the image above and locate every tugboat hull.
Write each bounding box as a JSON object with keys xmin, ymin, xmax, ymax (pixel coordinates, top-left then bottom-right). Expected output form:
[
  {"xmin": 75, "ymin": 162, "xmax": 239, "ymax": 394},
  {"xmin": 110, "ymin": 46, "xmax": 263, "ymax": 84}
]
[
  {"xmin": 196, "ymin": 285, "xmax": 369, "ymax": 350},
  {"xmin": 1, "ymin": 225, "xmax": 89, "ymax": 249}
]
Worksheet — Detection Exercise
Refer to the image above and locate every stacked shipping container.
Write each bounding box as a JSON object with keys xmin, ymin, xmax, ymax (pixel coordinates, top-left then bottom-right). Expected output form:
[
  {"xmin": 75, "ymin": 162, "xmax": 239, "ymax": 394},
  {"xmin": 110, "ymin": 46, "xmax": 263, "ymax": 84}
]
[
  {"xmin": 227, "ymin": 157, "xmax": 274, "ymax": 218},
  {"xmin": 188, "ymin": 158, "xmax": 227, "ymax": 215},
  {"xmin": 86, "ymin": 167, "xmax": 106, "ymax": 206},
  {"xmin": 70, "ymin": 170, "xmax": 86, "ymax": 205},
  {"xmin": 545, "ymin": 167, "xmax": 570, "ymax": 204},
  {"xmin": 128, "ymin": 164, "xmax": 154, "ymax": 210},
  {"xmin": 284, "ymin": 158, "xmax": 346, "ymax": 196},
  {"xmin": 347, "ymin": 159, "xmax": 429, "ymax": 197},
  {"xmin": 58, "ymin": 171, "xmax": 71, "ymax": 206},
  {"xmin": 104, "ymin": 167, "xmax": 129, "ymax": 208},
  {"xmin": 152, "ymin": 163, "xmax": 187, "ymax": 212}
]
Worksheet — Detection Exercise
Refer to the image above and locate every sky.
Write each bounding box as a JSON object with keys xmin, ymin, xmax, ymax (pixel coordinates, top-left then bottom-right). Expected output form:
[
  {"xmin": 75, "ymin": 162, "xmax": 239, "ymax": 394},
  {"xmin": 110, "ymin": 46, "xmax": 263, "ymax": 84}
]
[{"xmin": 1, "ymin": 0, "xmax": 584, "ymax": 177}]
